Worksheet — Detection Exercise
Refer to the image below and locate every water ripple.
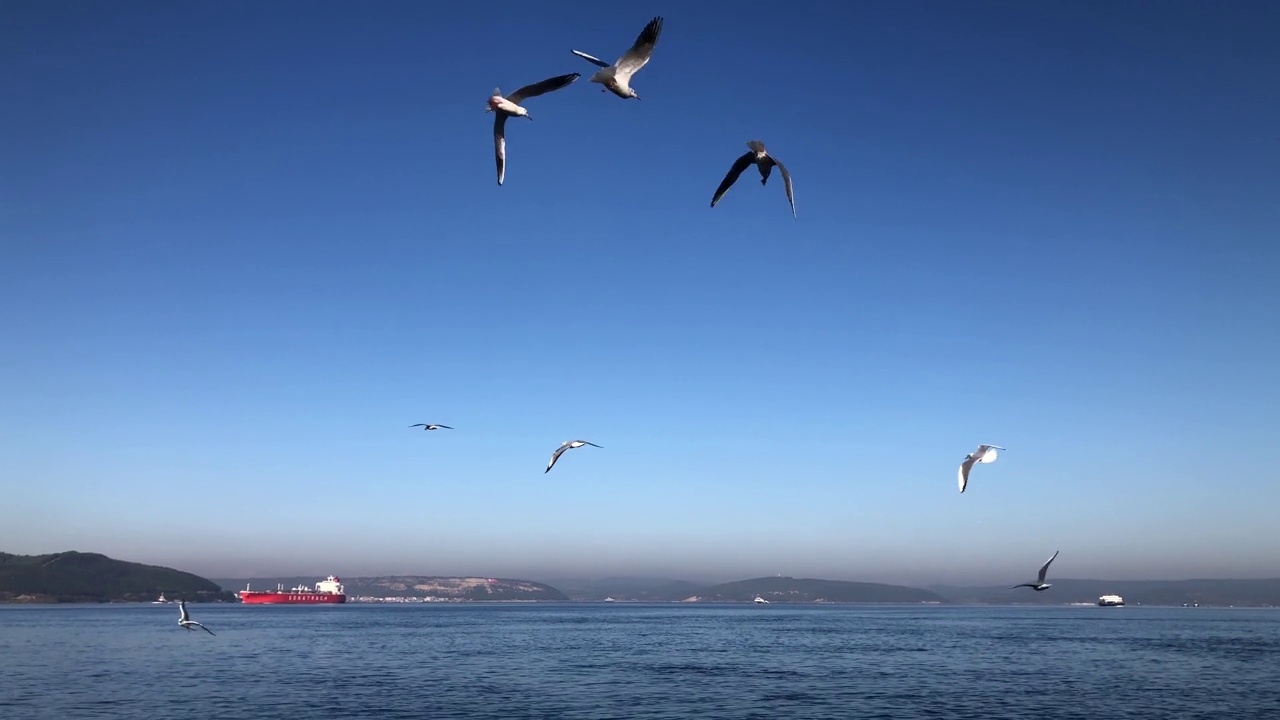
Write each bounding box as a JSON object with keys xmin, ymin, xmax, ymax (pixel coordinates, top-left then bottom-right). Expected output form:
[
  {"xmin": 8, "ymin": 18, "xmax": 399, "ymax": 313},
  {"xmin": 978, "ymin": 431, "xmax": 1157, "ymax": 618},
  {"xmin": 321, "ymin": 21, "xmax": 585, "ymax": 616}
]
[{"xmin": 1, "ymin": 604, "xmax": 1278, "ymax": 719}]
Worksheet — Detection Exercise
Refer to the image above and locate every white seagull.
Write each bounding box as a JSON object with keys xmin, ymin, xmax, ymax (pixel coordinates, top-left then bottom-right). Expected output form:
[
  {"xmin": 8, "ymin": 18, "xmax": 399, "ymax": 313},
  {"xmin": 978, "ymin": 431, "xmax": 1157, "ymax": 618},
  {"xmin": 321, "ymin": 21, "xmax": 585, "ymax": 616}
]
[
  {"xmin": 486, "ymin": 72, "xmax": 581, "ymax": 185},
  {"xmin": 177, "ymin": 600, "xmax": 215, "ymax": 635},
  {"xmin": 545, "ymin": 440, "xmax": 602, "ymax": 473},
  {"xmin": 409, "ymin": 423, "xmax": 453, "ymax": 431},
  {"xmin": 571, "ymin": 16, "xmax": 663, "ymax": 100},
  {"xmin": 958, "ymin": 444, "xmax": 1005, "ymax": 494},
  {"xmin": 1010, "ymin": 550, "xmax": 1060, "ymax": 592},
  {"xmin": 710, "ymin": 140, "xmax": 796, "ymax": 218}
]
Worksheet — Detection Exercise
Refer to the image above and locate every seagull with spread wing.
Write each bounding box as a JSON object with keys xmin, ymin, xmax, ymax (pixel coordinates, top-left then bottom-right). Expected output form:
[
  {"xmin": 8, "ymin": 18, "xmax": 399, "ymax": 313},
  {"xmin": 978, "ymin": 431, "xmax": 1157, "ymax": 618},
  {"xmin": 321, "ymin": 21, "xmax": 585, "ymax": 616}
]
[
  {"xmin": 1011, "ymin": 550, "xmax": 1060, "ymax": 592},
  {"xmin": 177, "ymin": 600, "xmax": 215, "ymax": 635},
  {"xmin": 486, "ymin": 73, "xmax": 580, "ymax": 185},
  {"xmin": 410, "ymin": 423, "xmax": 453, "ymax": 431},
  {"xmin": 958, "ymin": 444, "xmax": 1005, "ymax": 494},
  {"xmin": 710, "ymin": 141, "xmax": 796, "ymax": 218},
  {"xmin": 545, "ymin": 440, "xmax": 602, "ymax": 473},
  {"xmin": 572, "ymin": 16, "xmax": 663, "ymax": 100}
]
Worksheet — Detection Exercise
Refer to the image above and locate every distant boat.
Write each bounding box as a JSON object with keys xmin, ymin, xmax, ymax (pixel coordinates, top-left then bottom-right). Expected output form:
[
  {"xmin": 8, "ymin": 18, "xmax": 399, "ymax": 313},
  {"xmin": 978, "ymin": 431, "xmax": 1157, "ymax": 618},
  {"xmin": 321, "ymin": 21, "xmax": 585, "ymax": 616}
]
[
  {"xmin": 753, "ymin": 595, "xmax": 769, "ymax": 604},
  {"xmin": 1098, "ymin": 594, "xmax": 1125, "ymax": 606},
  {"xmin": 603, "ymin": 597, "xmax": 616, "ymax": 602},
  {"xmin": 151, "ymin": 593, "xmax": 171, "ymax": 604}
]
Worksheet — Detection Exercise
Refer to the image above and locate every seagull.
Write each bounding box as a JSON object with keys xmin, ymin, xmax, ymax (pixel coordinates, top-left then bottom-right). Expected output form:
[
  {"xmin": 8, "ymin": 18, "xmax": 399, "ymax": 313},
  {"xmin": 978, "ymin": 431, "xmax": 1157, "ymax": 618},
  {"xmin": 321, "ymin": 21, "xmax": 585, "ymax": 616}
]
[
  {"xmin": 710, "ymin": 140, "xmax": 796, "ymax": 218},
  {"xmin": 177, "ymin": 600, "xmax": 215, "ymax": 635},
  {"xmin": 486, "ymin": 73, "xmax": 580, "ymax": 185},
  {"xmin": 545, "ymin": 440, "xmax": 602, "ymax": 473},
  {"xmin": 409, "ymin": 424, "xmax": 453, "ymax": 431},
  {"xmin": 572, "ymin": 16, "xmax": 663, "ymax": 100},
  {"xmin": 1010, "ymin": 550, "xmax": 1060, "ymax": 592},
  {"xmin": 958, "ymin": 444, "xmax": 1005, "ymax": 494}
]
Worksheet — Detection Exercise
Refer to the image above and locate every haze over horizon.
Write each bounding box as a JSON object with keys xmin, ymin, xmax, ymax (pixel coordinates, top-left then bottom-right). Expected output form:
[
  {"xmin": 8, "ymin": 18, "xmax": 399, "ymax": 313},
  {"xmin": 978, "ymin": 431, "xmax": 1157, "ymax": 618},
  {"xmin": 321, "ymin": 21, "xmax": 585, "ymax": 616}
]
[{"xmin": 3, "ymin": 2, "xmax": 1278, "ymax": 590}]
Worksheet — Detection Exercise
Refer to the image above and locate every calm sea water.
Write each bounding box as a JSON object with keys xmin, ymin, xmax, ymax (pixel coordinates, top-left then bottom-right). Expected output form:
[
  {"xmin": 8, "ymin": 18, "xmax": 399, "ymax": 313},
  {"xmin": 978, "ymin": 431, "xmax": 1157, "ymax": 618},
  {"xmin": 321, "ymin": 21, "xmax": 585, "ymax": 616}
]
[{"xmin": 2, "ymin": 603, "xmax": 1277, "ymax": 719}]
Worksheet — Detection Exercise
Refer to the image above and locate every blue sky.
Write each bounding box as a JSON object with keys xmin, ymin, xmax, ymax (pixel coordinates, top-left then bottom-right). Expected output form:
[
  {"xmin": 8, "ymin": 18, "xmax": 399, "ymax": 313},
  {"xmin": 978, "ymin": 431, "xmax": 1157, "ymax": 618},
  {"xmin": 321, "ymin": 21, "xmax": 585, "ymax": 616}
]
[{"xmin": 2, "ymin": 1, "xmax": 1278, "ymax": 586}]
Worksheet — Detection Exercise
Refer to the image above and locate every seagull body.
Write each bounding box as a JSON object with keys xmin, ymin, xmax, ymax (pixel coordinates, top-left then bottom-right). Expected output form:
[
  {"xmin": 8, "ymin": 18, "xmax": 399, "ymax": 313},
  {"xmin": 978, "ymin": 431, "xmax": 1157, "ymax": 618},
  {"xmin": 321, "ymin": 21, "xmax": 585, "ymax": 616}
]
[
  {"xmin": 572, "ymin": 17, "xmax": 663, "ymax": 100},
  {"xmin": 957, "ymin": 444, "xmax": 1005, "ymax": 494},
  {"xmin": 710, "ymin": 140, "xmax": 796, "ymax": 218},
  {"xmin": 486, "ymin": 73, "xmax": 580, "ymax": 185},
  {"xmin": 1011, "ymin": 550, "xmax": 1060, "ymax": 592},
  {"xmin": 177, "ymin": 600, "xmax": 215, "ymax": 635},
  {"xmin": 545, "ymin": 440, "xmax": 602, "ymax": 473},
  {"xmin": 410, "ymin": 424, "xmax": 453, "ymax": 431}
]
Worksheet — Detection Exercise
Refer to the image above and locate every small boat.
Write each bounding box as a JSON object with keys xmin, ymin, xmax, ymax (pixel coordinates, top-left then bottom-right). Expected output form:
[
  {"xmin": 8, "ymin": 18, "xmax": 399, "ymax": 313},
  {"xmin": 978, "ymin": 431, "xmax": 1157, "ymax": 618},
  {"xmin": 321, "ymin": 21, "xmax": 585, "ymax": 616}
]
[
  {"xmin": 602, "ymin": 597, "xmax": 616, "ymax": 602},
  {"xmin": 151, "ymin": 593, "xmax": 171, "ymax": 604},
  {"xmin": 753, "ymin": 595, "xmax": 770, "ymax": 604},
  {"xmin": 1097, "ymin": 594, "xmax": 1125, "ymax": 606}
]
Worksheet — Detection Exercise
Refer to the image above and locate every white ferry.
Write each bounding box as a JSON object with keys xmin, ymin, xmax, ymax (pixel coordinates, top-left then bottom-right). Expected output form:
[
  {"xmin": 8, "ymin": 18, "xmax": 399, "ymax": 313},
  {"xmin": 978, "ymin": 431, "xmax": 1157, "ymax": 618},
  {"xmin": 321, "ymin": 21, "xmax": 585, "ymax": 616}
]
[{"xmin": 1098, "ymin": 594, "xmax": 1125, "ymax": 606}]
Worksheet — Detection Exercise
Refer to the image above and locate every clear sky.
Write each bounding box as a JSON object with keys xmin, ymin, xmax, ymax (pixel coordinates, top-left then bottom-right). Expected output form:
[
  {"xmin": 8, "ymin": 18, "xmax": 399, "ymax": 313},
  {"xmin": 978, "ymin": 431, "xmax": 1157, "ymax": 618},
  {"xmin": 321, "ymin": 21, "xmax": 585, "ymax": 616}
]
[{"xmin": 3, "ymin": 1, "xmax": 1278, "ymax": 587}]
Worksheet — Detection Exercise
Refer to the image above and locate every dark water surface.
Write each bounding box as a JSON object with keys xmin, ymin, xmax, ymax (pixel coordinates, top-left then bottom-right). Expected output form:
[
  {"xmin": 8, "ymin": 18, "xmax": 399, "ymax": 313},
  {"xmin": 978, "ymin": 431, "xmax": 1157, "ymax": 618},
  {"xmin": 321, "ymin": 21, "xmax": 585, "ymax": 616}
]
[{"xmin": 2, "ymin": 603, "xmax": 1277, "ymax": 719}]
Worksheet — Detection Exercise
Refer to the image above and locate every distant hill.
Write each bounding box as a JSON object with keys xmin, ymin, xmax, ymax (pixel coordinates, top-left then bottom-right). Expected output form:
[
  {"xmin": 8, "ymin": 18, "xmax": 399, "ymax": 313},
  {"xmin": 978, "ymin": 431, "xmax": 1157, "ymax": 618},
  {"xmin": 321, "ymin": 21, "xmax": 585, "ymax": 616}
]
[
  {"xmin": 540, "ymin": 576, "xmax": 704, "ymax": 602},
  {"xmin": 0, "ymin": 551, "xmax": 234, "ymax": 603},
  {"xmin": 696, "ymin": 576, "xmax": 946, "ymax": 604},
  {"xmin": 931, "ymin": 578, "xmax": 1280, "ymax": 607},
  {"xmin": 217, "ymin": 576, "xmax": 569, "ymax": 601},
  {"xmin": 540, "ymin": 575, "xmax": 946, "ymax": 603}
]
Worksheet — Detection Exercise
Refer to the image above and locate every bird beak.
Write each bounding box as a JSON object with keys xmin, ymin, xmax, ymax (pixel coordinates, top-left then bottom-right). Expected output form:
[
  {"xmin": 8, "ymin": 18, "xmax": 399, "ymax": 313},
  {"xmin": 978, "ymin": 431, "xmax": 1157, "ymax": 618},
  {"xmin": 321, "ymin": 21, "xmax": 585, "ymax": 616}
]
[{"xmin": 526, "ymin": 114, "xmax": 534, "ymax": 121}]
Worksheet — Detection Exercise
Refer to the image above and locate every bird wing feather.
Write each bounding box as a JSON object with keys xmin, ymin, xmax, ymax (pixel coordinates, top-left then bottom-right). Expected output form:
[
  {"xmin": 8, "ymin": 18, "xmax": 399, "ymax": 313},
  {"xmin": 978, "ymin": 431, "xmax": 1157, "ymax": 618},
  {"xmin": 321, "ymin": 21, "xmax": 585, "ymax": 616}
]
[
  {"xmin": 571, "ymin": 50, "xmax": 610, "ymax": 68},
  {"xmin": 546, "ymin": 444, "xmax": 569, "ymax": 472},
  {"xmin": 1037, "ymin": 550, "xmax": 1059, "ymax": 583},
  {"xmin": 494, "ymin": 114, "xmax": 508, "ymax": 186},
  {"xmin": 711, "ymin": 151, "xmax": 757, "ymax": 208},
  {"xmin": 770, "ymin": 157, "xmax": 796, "ymax": 219},
  {"xmin": 615, "ymin": 17, "xmax": 662, "ymax": 77},
  {"xmin": 507, "ymin": 73, "xmax": 580, "ymax": 104},
  {"xmin": 958, "ymin": 456, "xmax": 976, "ymax": 493}
]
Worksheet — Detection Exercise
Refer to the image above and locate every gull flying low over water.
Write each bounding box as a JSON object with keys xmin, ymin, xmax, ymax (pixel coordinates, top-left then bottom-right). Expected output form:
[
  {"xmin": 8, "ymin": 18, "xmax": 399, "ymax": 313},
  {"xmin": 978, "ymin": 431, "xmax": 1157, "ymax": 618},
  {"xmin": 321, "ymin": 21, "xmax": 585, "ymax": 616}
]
[
  {"xmin": 177, "ymin": 600, "xmax": 215, "ymax": 635},
  {"xmin": 410, "ymin": 423, "xmax": 453, "ymax": 431},
  {"xmin": 572, "ymin": 16, "xmax": 663, "ymax": 100},
  {"xmin": 710, "ymin": 140, "xmax": 796, "ymax": 218},
  {"xmin": 1011, "ymin": 550, "xmax": 1060, "ymax": 592},
  {"xmin": 486, "ymin": 73, "xmax": 580, "ymax": 185},
  {"xmin": 958, "ymin": 444, "xmax": 1005, "ymax": 494},
  {"xmin": 545, "ymin": 440, "xmax": 602, "ymax": 473}
]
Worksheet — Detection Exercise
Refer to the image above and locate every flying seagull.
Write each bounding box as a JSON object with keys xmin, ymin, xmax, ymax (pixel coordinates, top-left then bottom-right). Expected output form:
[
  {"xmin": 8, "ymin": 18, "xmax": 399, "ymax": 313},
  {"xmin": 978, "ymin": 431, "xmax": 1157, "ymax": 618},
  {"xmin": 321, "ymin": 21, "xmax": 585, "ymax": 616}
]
[
  {"xmin": 710, "ymin": 140, "xmax": 796, "ymax": 218},
  {"xmin": 486, "ymin": 72, "xmax": 580, "ymax": 185},
  {"xmin": 572, "ymin": 16, "xmax": 663, "ymax": 100},
  {"xmin": 958, "ymin": 444, "xmax": 1005, "ymax": 494},
  {"xmin": 410, "ymin": 424, "xmax": 453, "ymax": 431},
  {"xmin": 177, "ymin": 600, "xmax": 215, "ymax": 635},
  {"xmin": 545, "ymin": 440, "xmax": 602, "ymax": 473},
  {"xmin": 1011, "ymin": 550, "xmax": 1060, "ymax": 592}
]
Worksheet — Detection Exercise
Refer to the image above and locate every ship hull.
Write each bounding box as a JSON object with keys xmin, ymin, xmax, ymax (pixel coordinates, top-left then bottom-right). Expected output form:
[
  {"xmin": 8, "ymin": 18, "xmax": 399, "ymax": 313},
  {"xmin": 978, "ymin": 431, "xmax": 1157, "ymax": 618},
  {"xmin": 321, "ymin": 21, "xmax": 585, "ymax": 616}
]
[{"xmin": 239, "ymin": 592, "xmax": 346, "ymax": 604}]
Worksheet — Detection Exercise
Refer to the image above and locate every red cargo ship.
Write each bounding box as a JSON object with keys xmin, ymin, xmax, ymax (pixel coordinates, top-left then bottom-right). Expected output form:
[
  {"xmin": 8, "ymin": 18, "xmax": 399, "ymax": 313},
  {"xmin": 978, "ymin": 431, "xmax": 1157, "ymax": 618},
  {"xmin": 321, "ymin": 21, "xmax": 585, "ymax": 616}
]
[{"xmin": 239, "ymin": 575, "xmax": 346, "ymax": 604}]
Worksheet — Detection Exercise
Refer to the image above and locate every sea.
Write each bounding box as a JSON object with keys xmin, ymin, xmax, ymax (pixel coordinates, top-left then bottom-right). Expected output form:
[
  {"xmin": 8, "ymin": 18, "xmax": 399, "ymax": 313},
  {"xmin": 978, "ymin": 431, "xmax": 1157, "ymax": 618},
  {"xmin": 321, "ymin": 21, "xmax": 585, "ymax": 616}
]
[{"xmin": 2, "ymin": 603, "xmax": 1277, "ymax": 719}]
